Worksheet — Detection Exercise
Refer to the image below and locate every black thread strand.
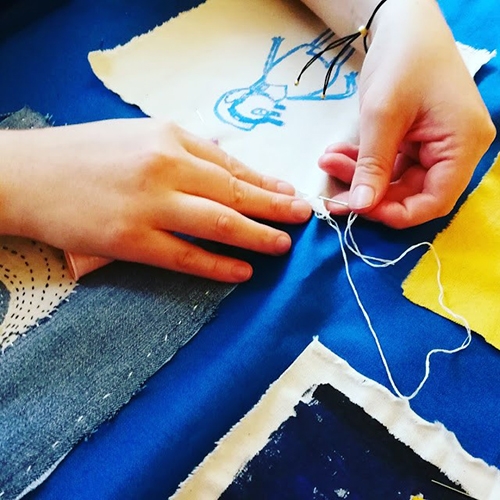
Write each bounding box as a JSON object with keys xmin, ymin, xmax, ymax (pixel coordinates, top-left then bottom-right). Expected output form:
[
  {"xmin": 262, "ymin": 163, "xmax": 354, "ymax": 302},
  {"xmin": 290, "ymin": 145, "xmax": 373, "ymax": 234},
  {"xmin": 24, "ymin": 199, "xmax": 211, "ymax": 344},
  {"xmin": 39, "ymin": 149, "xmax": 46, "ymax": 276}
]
[{"xmin": 295, "ymin": 0, "xmax": 390, "ymax": 94}]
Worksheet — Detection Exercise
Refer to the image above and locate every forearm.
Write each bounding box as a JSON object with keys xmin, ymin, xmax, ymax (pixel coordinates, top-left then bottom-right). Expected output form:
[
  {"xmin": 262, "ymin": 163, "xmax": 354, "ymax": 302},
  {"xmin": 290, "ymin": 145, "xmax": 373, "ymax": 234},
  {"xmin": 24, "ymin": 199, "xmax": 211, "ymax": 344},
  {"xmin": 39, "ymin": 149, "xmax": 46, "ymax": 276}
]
[
  {"xmin": 0, "ymin": 130, "xmax": 33, "ymax": 238},
  {"xmin": 301, "ymin": 0, "xmax": 383, "ymax": 34},
  {"xmin": 301, "ymin": 0, "xmax": 449, "ymax": 53}
]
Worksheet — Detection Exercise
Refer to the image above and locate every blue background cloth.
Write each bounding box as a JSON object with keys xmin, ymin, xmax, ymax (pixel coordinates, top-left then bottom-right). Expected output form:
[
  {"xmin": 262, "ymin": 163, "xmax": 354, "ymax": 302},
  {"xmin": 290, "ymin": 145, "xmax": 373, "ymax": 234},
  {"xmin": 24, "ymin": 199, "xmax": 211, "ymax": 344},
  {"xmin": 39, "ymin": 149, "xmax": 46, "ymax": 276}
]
[{"xmin": 0, "ymin": 0, "xmax": 499, "ymax": 498}]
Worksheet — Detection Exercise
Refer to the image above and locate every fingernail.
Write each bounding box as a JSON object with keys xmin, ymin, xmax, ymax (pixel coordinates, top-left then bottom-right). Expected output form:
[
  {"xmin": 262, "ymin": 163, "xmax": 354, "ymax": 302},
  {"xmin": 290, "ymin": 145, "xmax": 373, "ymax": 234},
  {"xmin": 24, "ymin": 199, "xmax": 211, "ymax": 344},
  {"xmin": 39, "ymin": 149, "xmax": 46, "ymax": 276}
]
[
  {"xmin": 291, "ymin": 199, "xmax": 312, "ymax": 220},
  {"xmin": 275, "ymin": 234, "xmax": 291, "ymax": 254},
  {"xmin": 350, "ymin": 185, "xmax": 375, "ymax": 210},
  {"xmin": 232, "ymin": 264, "xmax": 252, "ymax": 282}
]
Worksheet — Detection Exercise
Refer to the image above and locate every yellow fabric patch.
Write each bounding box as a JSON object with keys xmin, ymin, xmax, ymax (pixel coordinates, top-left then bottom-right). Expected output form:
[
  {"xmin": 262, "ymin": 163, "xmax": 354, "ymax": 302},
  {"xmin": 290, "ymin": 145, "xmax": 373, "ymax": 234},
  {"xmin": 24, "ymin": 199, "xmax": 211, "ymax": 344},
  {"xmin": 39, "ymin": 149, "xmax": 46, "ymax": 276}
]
[{"xmin": 403, "ymin": 154, "xmax": 500, "ymax": 348}]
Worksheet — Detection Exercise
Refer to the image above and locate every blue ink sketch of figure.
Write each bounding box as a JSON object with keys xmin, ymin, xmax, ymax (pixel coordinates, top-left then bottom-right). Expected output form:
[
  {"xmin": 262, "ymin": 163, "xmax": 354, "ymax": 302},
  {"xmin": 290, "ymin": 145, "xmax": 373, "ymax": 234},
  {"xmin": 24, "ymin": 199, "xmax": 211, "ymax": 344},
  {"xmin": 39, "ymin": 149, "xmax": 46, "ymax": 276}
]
[{"xmin": 214, "ymin": 30, "xmax": 358, "ymax": 132}]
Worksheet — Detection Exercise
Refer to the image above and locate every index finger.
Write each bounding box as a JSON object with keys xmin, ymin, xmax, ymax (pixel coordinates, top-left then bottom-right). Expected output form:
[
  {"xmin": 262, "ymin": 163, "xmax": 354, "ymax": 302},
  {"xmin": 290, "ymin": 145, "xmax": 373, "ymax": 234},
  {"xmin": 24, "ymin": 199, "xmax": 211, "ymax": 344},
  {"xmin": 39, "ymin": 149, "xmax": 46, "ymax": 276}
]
[{"xmin": 181, "ymin": 131, "xmax": 296, "ymax": 195}]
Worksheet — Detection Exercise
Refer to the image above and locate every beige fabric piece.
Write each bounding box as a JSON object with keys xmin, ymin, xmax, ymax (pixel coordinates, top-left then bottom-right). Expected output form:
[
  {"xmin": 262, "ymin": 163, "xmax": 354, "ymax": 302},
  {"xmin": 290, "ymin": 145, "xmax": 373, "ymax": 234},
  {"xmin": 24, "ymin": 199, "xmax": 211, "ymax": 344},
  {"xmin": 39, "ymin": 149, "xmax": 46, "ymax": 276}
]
[
  {"xmin": 0, "ymin": 238, "xmax": 76, "ymax": 352},
  {"xmin": 89, "ymin": 0, "xmax": 363, "ymax": 197}
]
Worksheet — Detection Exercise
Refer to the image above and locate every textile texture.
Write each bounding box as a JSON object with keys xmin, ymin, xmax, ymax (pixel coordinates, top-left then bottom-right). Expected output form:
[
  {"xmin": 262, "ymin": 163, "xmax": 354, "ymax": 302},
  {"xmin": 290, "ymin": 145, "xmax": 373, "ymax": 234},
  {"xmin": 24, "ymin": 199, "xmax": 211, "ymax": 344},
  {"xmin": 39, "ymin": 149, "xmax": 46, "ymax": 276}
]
[
  {"xmin": 0, "ymin": 260, "xmax": 235, "ymax": 499},
  {"xmin": 403, "ymin": 153, "xmax": 500, "ymax": 348},
  {"xmin": 1, "ymin": 0, "xmax": 499, "ymax": 498},
  {"xmin": 173, "ymin": 340, "xmax": 500, "ymax": 500},
  {"xmin": 0, "ymin": 109, "xmax": 235, "ymax": 500}
]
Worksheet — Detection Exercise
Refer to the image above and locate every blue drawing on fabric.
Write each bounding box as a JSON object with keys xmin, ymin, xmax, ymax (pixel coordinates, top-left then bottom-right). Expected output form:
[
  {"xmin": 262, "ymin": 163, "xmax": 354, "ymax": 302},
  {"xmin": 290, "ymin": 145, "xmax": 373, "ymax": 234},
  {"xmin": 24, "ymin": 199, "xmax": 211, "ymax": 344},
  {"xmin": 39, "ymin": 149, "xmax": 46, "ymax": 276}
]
[{"xmin": 214, "ymin": 30, "xmax": 358, "ymax": 131}]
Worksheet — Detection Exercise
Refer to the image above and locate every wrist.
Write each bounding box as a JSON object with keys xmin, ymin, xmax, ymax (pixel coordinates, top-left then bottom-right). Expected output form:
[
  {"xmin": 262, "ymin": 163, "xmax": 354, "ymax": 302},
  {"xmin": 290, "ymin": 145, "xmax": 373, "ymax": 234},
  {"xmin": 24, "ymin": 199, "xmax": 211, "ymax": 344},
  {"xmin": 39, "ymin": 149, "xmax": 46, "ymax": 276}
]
[
  {"xmin": 0, "ymin": 131, "xmax": 21, "ymax": 236},
  {"xmin": 369, "ymin": 0, "xmax": 449, "ymax": 45},
  {"xmin": 0, "ymin": 130, "xmax": 43, "ymax": 239}
]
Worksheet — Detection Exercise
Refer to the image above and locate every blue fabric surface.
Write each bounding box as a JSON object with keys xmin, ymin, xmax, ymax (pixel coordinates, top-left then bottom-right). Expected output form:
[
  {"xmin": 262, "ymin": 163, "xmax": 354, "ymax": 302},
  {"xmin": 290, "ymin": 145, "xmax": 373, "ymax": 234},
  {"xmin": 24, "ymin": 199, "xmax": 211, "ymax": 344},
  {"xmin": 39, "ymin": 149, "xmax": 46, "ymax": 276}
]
[{"xmin": 0, "ymin": 1, "xmax": 498, "ymax": 499}]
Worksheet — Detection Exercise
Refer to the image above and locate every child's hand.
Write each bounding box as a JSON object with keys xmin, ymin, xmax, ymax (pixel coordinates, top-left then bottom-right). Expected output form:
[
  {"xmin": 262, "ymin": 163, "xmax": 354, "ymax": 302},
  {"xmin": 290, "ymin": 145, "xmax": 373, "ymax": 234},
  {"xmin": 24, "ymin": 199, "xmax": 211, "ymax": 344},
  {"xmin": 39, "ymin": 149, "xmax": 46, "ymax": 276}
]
[
  {"xmin": 0, "ymin": 119, "xmax": 312, "ymax": 282},
  {"xmin": 319, "ymin": 0, "xmax": 495, "ymax": 227}
]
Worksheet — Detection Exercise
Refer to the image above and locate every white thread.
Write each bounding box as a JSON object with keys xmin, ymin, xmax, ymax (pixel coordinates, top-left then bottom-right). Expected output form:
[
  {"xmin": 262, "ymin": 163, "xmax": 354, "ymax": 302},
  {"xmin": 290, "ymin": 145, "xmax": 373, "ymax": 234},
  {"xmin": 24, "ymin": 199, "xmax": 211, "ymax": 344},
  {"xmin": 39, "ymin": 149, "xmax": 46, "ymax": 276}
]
[
  {"xmin": 128, "ymin": 371, "xmax": 133, "ymax": 379},
  {"xmin": 26, "ymin": 465, "xmax": 32, "ymax": 473},
  {"xmin": 102, "ymin": 393, "xmax": 111, "ymax": 400},
  {"xmin": 192, "ymin": 304, "xmax": 199, "ymax": 311},
  {"xmin": 316, "ymin": 210, "xmax": 472, "ymax": 401},
  {"xmin": 77, "ymin": 415, "xmax": 84, "ymax": 423},
  {"xmin": 164, "ymin": 334, "xmax": 169, "ymax": 342},
  {"xmin": 147, "ymin": 352, "xmax": 152, "ymax": 358},
  {"xmin": 52, "ymin": 441, "xmax": 60, "ymax": 449}
]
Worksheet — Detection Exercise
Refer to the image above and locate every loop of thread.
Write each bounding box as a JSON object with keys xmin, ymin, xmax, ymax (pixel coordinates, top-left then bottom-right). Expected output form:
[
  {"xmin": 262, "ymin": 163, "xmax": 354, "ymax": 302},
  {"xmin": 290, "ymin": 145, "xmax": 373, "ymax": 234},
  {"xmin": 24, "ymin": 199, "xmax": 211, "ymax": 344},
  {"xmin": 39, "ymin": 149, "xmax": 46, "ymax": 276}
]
[{"xmin": 316, "ymin": 210, "xmax": 472, "ymax": 401}]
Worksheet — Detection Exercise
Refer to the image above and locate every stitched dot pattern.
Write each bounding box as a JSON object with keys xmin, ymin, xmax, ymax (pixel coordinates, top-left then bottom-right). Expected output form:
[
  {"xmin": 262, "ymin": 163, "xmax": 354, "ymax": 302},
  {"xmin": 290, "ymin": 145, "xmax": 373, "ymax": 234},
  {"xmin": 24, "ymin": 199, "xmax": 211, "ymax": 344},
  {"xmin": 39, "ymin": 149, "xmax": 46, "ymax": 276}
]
[{"xmin": 0, "ymin": 237, "xmax": 77, "ymax": 352}]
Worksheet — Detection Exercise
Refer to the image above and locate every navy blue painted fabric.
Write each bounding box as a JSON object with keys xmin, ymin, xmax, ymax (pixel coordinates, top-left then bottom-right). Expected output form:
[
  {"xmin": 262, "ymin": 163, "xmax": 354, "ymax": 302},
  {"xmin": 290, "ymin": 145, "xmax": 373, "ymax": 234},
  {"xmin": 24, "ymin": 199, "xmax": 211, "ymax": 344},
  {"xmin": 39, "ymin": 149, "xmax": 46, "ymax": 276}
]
[
  {"xmin": 221, "ymin": 384, "xmax": 465, "ymax": 499},
  {"xmin": 0, "ymin": 1, "xmax": 499, "ymax": 499}
]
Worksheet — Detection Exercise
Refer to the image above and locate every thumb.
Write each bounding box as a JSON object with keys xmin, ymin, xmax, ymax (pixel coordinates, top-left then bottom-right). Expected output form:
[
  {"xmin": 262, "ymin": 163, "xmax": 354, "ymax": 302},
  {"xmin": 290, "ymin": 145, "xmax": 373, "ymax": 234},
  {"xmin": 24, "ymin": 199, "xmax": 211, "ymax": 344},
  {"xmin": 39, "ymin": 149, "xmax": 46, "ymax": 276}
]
[{"xmin": 349, "ymin": 105, "xmax": 407, "ymax": 212}]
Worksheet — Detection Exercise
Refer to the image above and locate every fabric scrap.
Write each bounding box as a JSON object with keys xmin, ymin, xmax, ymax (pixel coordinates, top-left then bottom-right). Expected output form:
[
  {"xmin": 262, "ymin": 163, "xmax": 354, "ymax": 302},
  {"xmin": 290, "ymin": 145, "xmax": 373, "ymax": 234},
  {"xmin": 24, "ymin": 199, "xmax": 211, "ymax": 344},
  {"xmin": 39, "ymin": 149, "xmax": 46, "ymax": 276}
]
[
  {"xmin": 88, "ymin": 0, "xmax": 363, "ymax": 196},
  {"xmin": 87, "ymin": 0, "xmax": 494, "ymax": 197},
  {"xmin": 173, "ymin": 339, "xmax": 500, "ymax": 500},
  {"xmin": 0, "ymin": 261, "xmax": 235, "ymax": 500},
  {"xmin": 403, "ymin": 154, "xmax": 500, "ymax": 349}
]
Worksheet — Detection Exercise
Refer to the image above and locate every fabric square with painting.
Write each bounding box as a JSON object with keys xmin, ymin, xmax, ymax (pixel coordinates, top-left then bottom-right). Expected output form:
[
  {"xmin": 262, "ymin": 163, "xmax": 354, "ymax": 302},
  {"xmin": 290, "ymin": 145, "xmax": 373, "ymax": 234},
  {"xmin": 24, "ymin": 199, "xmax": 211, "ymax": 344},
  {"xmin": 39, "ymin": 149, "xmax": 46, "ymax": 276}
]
[{"xmin": 173, "ymin": 340, "xmax": 500, "ymax": 500}]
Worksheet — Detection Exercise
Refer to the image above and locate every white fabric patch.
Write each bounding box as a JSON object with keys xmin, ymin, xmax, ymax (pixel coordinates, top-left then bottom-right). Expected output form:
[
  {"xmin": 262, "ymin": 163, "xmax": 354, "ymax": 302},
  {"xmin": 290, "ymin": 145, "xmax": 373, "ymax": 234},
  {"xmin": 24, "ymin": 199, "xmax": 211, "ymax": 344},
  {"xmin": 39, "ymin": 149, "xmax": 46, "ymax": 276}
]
[
  {"xmin": 172, "ymin": 339, "xmax": 500, "ymax": 500},
  {"xmin": 88, "ymin": 0, "xmax": 495, "ymax": 198},
  {"xmin": 0, "ymin": 237, "xmax": 76, "ymax": 352},
  {"xmin": 88, "ymin": 0, "xmax": 361, "ymax": 196}
]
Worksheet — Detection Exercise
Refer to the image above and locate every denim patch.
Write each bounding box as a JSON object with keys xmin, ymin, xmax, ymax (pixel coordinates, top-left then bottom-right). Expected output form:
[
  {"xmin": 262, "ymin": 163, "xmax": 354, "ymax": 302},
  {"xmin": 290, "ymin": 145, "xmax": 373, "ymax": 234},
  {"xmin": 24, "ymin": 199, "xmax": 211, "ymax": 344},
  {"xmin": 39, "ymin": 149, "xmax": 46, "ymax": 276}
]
[{"xmin": 0, "ymin": 261, "xmax": 235, "ymax": 499}]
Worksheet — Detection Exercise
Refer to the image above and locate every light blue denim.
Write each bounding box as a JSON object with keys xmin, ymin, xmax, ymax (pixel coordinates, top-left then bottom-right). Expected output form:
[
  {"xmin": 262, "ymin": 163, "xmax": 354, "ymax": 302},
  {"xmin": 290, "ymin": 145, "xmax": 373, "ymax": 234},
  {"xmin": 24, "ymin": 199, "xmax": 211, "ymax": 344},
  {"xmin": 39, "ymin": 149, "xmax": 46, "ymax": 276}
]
[{"xmin": 0, "ymin": 260, "xmax": 234, "ymax": 499}]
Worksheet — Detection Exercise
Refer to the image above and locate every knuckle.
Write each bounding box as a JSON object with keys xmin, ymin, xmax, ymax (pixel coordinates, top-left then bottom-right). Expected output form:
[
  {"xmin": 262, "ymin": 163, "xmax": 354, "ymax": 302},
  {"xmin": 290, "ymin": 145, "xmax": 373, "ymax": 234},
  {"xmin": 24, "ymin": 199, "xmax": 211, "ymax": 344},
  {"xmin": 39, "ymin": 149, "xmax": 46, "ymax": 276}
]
[
  {"xmin": 465, "ymin": 107, "xmax": 496, "ymax": 148},
  {"xmin": 481, "ymin": 116, "xmax": 497, "ymax": 146},
  {"xmin": 356, "ymin": 154, "xmax": 390, "ymax": 179},
  {"xmin": 227, "ymin": 177, "xmax": 247, "ymax": 206},
  {"xmin": 227, "ymin": 159, "xmax": 246, "ymax": 179},
  {"xmin": 437, "ymin": 200, "xmax": 455, "ymax": 218},
  {"xmin": 206, "ymin": 257, "xmax": 224, "ymax": 278},
  {"xmin": 214, "ymin": 213, "xmax": 235, "ymax": 238},
  {"xmin": 269, "ymin": 193, "xmax": 282, "ymax": 214},
  {"xmin": 225, "ymin": 153, "xmax": 245, "ymax": 178},
  {"xmin": 174, "ymin": 247, "xmax": 199, "ymax": 272}
]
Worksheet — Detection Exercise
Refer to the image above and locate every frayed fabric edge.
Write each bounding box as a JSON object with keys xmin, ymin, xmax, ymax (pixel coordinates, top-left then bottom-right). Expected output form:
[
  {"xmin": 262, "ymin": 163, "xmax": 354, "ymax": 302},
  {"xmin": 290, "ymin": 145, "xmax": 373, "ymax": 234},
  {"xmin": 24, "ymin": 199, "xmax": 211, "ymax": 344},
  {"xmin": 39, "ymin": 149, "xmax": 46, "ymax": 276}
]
[{"xmin": 172, "ymin": 338, "xmax": 500, "ymax": 500}]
